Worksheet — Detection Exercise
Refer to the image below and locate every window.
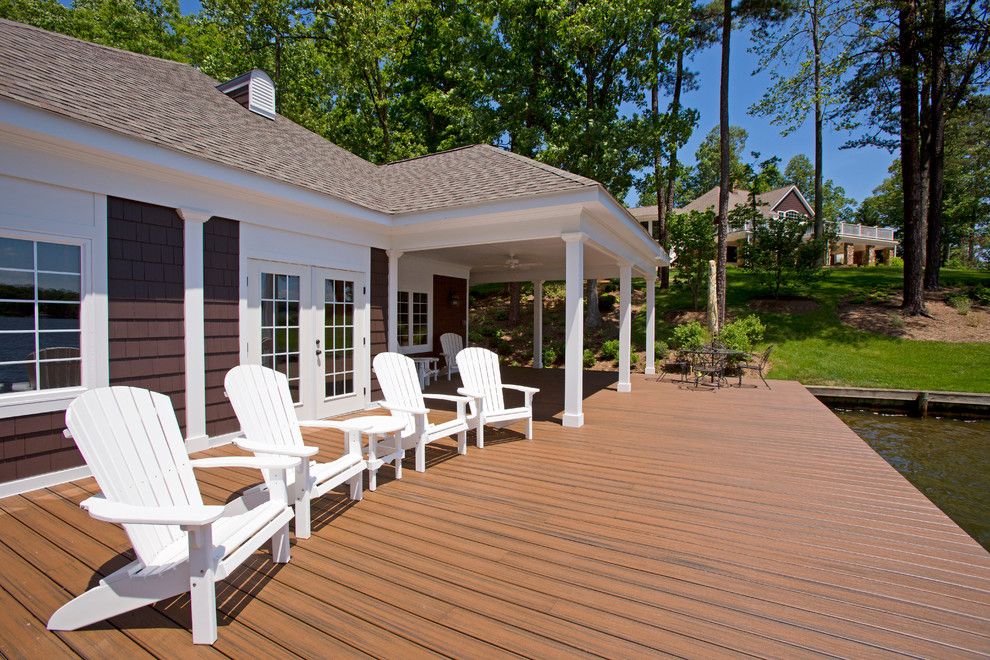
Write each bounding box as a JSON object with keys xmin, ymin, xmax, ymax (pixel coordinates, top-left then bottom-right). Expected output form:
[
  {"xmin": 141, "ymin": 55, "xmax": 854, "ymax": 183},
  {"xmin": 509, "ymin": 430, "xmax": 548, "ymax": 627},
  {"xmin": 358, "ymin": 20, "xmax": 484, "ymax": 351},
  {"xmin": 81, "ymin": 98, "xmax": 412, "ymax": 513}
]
[
  {"xmin": 260, "ymin": 272, "xmax": 301, "ymax": 402},
  {"xmin": 396, "ymin": 290, "xmax": 428, "ymax": 348},
  {"xmin": 0, "ymin": 237, "xmax": 83, "ymax": 394},
  {"xmin": 323, "ymin": 278, "xmax": 354, "ymax": 398}
]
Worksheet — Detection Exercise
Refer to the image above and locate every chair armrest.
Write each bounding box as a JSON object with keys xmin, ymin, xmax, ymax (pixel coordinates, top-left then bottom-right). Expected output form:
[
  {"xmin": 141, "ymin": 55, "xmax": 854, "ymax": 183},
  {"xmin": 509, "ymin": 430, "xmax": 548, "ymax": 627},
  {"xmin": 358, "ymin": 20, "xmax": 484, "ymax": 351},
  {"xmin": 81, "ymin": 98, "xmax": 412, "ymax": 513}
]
[
  {"xmin": 233, "ymin": 439, "xmax": 320, "ymax": 458},
  {"xmin": 502, "ymin": 384, "xmax": 540, "ymax": 395},
  {"xmin": 298, "ymin": 419, "xmax": 372, "ymax": 432},
  {"xmin": 456, "ymin": 388, "xmax": 484, "ymax": 399},
  {"xmin": 423, "ymin": 393, "xmax": 474, "ymax": 404},
  {"xmin": 190, "ymin": 456, "xmax": 300, "ymax": 471},
  {"xmin": 81, "ymin": 495, "xmax": 223, "ymax": 526},
  {"xmin": 378, "ymin": 401, "xmax": 430, "ymax": 416}
]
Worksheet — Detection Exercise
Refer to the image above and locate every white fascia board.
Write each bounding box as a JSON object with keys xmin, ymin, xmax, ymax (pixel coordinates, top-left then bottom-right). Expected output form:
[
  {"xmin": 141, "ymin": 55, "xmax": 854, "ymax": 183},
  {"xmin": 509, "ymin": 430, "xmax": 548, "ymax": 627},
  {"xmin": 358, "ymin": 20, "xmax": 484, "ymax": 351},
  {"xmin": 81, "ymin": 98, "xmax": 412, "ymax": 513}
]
[
  {"xmin": 470, "ymin": 265, "xmax": 627, "ymax": 285},
  {"xmin": 0, "ymin": 99, "xmax": 392, "ymax": 246},
  {"xmin": 580, "ymin": 210, "xmax": 663, "ymax": 276},
  {"xmin": 391, "ymin": 208, "xmax": 584, "ymax": 252},
  {"xmin": 592, "ymin": 188, "xmax": 667, "ymax": 263}
]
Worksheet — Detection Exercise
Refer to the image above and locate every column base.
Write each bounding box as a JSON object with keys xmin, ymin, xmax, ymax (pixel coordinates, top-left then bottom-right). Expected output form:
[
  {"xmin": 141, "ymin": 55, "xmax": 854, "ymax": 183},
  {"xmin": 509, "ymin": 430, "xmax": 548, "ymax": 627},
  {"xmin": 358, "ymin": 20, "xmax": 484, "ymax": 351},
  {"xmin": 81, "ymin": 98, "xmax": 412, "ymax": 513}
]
[
  {"xmin": 644, "ymin": 367, "xmax": 656, "ymax": 375},
  {"xmin": 617, "ymin": 381, "xmax": 631, "ymax": 393},
  {"xmin": 562, "ymin": 412, "xmax": 584, "ymax": 428}
]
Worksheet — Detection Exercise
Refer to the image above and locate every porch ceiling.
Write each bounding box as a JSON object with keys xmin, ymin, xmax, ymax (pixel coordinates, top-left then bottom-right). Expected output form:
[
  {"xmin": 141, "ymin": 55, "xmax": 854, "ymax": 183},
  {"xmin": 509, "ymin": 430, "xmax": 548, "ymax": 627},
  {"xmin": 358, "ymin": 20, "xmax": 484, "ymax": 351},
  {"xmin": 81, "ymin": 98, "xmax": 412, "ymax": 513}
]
[{"xmin": 411, "ymin": 237, "xmax": 641, "ymax": 284}]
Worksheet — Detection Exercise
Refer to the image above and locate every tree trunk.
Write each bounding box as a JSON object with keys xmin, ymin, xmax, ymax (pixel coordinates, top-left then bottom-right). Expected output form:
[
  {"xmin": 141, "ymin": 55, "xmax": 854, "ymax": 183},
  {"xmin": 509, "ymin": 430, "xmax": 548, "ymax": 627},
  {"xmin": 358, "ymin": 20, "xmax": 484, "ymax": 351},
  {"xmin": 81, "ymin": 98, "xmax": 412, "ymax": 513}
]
[
  {"xmin": 898, "ymin": 0, "xmax": 926, "ymax": 315},
  {"xmin": 812, "ymin": 0, "xmax": 824, "ymax": 252},
  {"xmin": 508, "ymin": 282, "xmax": 521, "ymax": 323},
  {"xmin": 585, "ymin": 279, "xmax": 601, "ymax": 328},
  {"xmin": 661, "ymin": 49, "xmax": 684, "ymax": 290},
  {"xmin": 715, "ymin": 0, "xmax": 731, "ymax": 328},
  {"xmin": 924, "ymin": 0, "xmax": 946, "ymax": 290}
]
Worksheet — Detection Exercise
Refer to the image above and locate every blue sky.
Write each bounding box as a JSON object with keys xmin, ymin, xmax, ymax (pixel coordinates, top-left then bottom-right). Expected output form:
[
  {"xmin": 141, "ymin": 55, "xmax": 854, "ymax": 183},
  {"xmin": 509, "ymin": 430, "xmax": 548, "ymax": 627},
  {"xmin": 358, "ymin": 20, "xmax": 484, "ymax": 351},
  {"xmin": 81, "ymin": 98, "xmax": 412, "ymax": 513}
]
[{"xmin": 175, "ymin": 0, "xmax": 893, "ymax": 207}]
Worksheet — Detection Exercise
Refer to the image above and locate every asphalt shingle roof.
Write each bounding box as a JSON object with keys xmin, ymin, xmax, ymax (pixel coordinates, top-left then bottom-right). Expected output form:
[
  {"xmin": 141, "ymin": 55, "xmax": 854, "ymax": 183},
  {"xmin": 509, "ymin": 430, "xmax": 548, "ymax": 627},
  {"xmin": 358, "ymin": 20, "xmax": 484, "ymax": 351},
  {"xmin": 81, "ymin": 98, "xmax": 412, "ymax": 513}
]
[
  {"xmin": 0, "ymin": 19, "xmax": 597, "ymax": 215},
  {"xmin": 630, "ymin": 185, "xmax": 810, "ymax": 220}
]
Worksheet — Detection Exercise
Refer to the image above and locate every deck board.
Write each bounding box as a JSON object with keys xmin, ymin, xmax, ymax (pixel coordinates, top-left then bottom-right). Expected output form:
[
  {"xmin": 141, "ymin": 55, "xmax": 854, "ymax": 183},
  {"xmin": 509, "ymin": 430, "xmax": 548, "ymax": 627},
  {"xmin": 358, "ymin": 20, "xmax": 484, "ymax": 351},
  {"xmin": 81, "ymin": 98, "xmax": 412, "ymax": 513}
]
[{"xmin": 1, "ymin": 371, "xmax": 988, "ymax": 658}]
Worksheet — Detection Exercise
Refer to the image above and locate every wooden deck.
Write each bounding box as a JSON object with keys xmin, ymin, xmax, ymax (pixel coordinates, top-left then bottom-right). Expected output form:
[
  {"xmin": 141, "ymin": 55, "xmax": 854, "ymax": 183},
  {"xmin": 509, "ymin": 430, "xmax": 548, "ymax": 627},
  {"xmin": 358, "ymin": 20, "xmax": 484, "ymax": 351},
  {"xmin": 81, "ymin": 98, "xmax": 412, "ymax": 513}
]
[{"xmin": 2, "ymin": 370, "xmax": 989, "ymax": 658}]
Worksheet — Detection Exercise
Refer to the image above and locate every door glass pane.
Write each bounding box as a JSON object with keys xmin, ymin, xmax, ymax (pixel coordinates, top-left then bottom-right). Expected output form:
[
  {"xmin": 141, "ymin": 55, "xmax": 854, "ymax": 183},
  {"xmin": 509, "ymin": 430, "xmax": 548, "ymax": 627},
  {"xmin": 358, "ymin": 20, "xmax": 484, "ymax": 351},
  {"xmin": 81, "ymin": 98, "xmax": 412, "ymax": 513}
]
[
  {"xmin": 324, "ymin": 277, "xmax": 355, "ymax": 399},
  {"xmin": 261, "ymin": 271, "xmax": 301, "ymax": 403}
]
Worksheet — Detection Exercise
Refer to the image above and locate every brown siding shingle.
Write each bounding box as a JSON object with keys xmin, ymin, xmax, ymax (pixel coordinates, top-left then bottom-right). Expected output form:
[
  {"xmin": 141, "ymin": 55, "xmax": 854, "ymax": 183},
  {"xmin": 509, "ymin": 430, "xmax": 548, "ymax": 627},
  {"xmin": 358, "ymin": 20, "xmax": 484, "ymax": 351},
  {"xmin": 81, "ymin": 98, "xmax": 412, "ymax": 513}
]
[
  {"xmin": 432, "ymin": 275, "xmax": 467, "ymax": 372},
  {"xmin": 369, "ymin": 248, "xmax": 388, "ymax": 401},
  {"xmin": 204, "ymin": 218, "xmax": 240, "ymax": 436},
  {"xmin": 107, "ymin": 197, "xmax": 186, "ymax": 430}
]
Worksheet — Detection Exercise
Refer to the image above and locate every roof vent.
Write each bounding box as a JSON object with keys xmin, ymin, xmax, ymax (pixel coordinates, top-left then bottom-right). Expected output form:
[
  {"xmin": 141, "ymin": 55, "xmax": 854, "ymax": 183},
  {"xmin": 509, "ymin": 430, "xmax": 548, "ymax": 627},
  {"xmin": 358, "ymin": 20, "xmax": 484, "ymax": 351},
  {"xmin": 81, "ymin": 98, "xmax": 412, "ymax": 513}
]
[{"xmin": 217, "ymin": 69, "xmax": 276, "ymax": 120}]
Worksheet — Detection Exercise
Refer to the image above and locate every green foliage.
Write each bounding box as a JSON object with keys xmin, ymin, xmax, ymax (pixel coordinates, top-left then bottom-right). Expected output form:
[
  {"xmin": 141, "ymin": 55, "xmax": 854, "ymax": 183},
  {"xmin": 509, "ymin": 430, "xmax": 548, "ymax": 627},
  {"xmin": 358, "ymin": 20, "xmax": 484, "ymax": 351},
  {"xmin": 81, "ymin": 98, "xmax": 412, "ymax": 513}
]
[
  {"xmin": 599, "ymin": 339, "xmax": 620, "ymax": 361},
  {"xmin": 887, "ymin": 256, "xmax": 904, "ymax": 269},
  {"xmin": 971, "ymin": 285, "xmax": 990, "ymax": 306},
  {"xmin": 655, "ymin": 340, "xmax": 669, "ymax": 359},
  {"xmin": 682, "ymin": 125, "xmax": 750, "ymax": 198},
  {"xmin": 542, "ymin": 345, "xmax": 558, "ymax": 367},
  {"xmin": 740, "ymin": 204, "xmax": 831, "ymax": 297},
  {"xmin": 669, "ymin": 209, "xmax": 716, "ymax": 309},
  {"xmin": 598, "ymin": 293, "xmax": 617, "ymax": 313},
  {"xmin": 717, "ymin": 315, "xmax": 765, "ymax": 352},
  {"xmin": 948, "ymin": 294, "xmax": 972, "ymax": 315},
  {"xmin": 583, "ymin": 348, "xmax": 595, "ymax": 368},
  {"xmin": 671, "ymin": 321, "xmax": 707, "ymax": 350}
]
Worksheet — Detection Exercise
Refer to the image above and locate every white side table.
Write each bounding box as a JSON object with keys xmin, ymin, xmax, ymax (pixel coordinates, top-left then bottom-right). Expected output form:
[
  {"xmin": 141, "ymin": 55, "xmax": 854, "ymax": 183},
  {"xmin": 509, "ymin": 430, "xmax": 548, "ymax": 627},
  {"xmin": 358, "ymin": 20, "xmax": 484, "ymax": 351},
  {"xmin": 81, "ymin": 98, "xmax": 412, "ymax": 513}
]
[
  {"xmin": 346, "ymin": 415, "xmax": 407, "ymax": 491},
  {"xmin": 411, "ymin": 356, "xmax": 440, "ymax": 389}
]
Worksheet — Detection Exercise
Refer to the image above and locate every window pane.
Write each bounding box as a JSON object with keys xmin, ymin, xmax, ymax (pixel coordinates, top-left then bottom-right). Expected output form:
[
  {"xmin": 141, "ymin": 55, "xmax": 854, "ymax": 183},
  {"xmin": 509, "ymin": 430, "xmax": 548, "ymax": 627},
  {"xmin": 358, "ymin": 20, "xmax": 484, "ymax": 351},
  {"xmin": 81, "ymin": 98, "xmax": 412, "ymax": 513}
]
[
  {"xmin": 275, "ymin": 328, "xmax": 287, "ymax": 352},
  {"xmin": 0, "ymin": 362, "xmax": 32, "ymax": 394},
  {"xmin": 261, "ymin": 328, "xmax": 273, "ymax": 355},
  {"xmin": 0, "ymin": 332, "xmax": 35, "ymax": 363},
  {"xmin": 0, "ymin": 269, "xmax": 34, "ymax": 300},
  {"xmin": 40, "ymin": 359, "xmax": 80, "ymax": 389},
  {"xmin": 287, "ymin": 328, "xmax": 298, "ymax": 352},
  {"xmin": 325, "ymin": 279, "xmax": 336, "ymax": 303},
  {"xmin": 261, "ymin": 301, "xmax": 274, "ymax": 327},
  {"xmin": 0, "ymin": 238, "xmax": 33, "ymax": 270},
  {"xmin": 0, "ymin": 302, "xmax": 34, "ymax": 330},
  {"xmin": 276, "ymin": 301, "xmax": 287, "ymax": 326},
  {"xmin": 39, "ymin": 303, "xmax": 80, "ymax": 330},
  {"xmin": 287, "ymin": 276, "xmax": 299, "ymax": 301},
  {"xmin": 37, "ymin": 272, "xmax": 80, "ymax": 301},
  {"xmin": 288, "ymin": 379, "xmax": 299, "ymax": 403},
  {"xmin": 287, "ymin": 354, "xmax": 299, "ymax": 379},
  {"xmin": 37, "ymin": 243, "xmax": 80, "ymax": 273},
  {"xmin": 262, "ymin": 273, "xmax": 274, "ymax": 299},
  {"xmin": 39, "ymin": 332, "xmax": 80, "ymax": 353}
]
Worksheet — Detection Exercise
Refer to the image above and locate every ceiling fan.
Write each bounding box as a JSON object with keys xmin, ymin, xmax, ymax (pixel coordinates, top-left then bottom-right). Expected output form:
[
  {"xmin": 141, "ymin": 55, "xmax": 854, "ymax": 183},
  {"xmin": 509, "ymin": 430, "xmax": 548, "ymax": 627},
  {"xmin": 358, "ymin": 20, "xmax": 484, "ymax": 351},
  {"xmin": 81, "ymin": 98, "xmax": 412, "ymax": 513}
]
[{"xmin": 473, "ymin": 253, "xmax": 542, "ymax": 272}]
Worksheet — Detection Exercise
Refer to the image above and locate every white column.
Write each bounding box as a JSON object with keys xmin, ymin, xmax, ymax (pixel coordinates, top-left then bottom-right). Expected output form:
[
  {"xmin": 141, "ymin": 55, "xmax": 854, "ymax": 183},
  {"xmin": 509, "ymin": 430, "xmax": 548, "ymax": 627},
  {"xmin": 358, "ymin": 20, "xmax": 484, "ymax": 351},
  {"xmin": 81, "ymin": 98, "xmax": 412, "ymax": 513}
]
[
  {"xmin": 562, "ymin": 233, "xmax": 585, "ymax": 428},
  {"xmin": 386, "ymin": 249, "xmax": 402, "ymax": 352},
  {"xmin": 617, "ymin": 263, "xmax": 632, "ymax": 393},
  {"xmin": 178, "ymin": 208, "xmax": 210, "ymax": 448},
  {"xmin": 465, "ymin": 272, "xmax": 470, "ymax": 346},
  {"xmin": 533, "ymin": 280, "xmax": 544, "ymax": 368},
  {"xmin": 644, "ymin": 271, "xmax": 657, "ymax": 375}
]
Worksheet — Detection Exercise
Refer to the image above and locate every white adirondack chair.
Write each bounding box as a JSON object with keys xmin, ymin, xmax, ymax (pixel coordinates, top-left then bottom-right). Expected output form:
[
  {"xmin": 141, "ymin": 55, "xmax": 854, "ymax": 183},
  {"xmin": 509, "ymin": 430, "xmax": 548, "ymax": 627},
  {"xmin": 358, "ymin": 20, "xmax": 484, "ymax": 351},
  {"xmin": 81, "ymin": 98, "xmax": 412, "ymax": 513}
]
[
  {"xmin": 48, "ymin": 386, "xmax": 298, "ymax": 645},
  {"xmin": 456, "ymin": 347, "xmax": 540, "ymax": 448},
  {"xmin": 440, "ymin": 332, "xmax": 463, "ymax": 381},
  {"xmin": 372, "ymin": 352, "xmax": 478, "ymax": 472},
  {"xmin": 224, "ymin": 365, "xmax": 368, "ymax": 539}
]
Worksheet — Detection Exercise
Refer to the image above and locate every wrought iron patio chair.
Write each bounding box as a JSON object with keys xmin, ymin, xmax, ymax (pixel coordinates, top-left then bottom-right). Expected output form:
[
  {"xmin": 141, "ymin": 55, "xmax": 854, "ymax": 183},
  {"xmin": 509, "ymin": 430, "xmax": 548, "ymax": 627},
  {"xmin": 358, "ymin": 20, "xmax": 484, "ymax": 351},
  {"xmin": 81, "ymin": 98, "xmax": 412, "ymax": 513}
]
[
  {"xmin": 689, "ymin": 349, "xmax": 727, "ymax": 390},
  {"xmin": 737, "ymin": 345, "xmax": 773, "ymax": 389},
  {"xmin": 657, "ymin": 349, "xmax": 692, "ymax": 383}
]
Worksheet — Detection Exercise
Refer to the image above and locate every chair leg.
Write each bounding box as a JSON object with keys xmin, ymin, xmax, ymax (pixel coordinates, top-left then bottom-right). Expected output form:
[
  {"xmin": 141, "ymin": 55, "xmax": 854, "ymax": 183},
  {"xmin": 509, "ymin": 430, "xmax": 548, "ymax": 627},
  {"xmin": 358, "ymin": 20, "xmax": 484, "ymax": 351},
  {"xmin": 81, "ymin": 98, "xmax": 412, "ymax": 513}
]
[
  {"xmin": 476, "ymin": 422, "xmax": 485, "ymax": 448},
  {"xmin": 394, "ymin": 451, "xmax": 403, "ymax": 480},
  {"xmin": 189, "ymin": 527, "xmax": 219, "ymax": 645},
  {"xmin": 350, "ymin": 473, "xmax": 363, "ymax": 501},
  {"xmin": 457, "ymin": 430, "xmax": 467, "ymax": 455},
  {"xmin": 527, "ymin": 415, "xmax": 533, "ymax": 440},
  {"xmin": 295, "ymin": 489, "xmax": 312, "ymax": 540},
  {"xmin": 415, "ymin": 442, "xmax": 426, "ymax": 472}
]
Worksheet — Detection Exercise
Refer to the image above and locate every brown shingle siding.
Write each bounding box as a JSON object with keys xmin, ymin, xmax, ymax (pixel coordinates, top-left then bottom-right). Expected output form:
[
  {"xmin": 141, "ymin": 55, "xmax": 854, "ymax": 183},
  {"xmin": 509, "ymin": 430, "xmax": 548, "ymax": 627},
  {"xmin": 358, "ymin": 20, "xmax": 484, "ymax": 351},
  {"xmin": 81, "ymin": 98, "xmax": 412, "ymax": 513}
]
[
  {"xmin": 108, "ymin": 197, "xmax": 186, "ymax": 430},
  {"xmin": 0, "ymin": 411, "xmax": 79, "ymax": 481},
  {"xmin": 369, "ymin": 248, "xmax": 388, "ymax": 400},
  {"xmin": 204, "ymin": 217, "xmax": 240, "ymax": 436},
  {"xmin": 432, "ymin": 275, "xmax": 467, "ymax": 370}
]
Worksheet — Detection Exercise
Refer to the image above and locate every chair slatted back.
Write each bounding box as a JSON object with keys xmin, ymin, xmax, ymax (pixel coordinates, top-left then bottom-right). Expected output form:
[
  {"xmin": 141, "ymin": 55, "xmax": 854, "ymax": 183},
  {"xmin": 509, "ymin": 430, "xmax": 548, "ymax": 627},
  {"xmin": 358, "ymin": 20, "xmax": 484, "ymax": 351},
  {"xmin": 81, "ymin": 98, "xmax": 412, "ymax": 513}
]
[
  {"xmin": 440, "ymin": 333, "xmax": 463, "ymax": 367},
  {"xmin": 373, "ymin": 352, "xmax": 426, "ymax": 435},
  {"xmin": 225, "ymin": 365, "xmax": 304, "ymax": 452},
  {"xmin": 65, "ymin": 387, "xmax": 202, "ymax": 566},
  {"xmin": 456, "ymin": 347, "xmax": 506, "ymax": 416},
  {"xmin": 760, "ymin": 345, "xmax": 774, "ymax": 367}
]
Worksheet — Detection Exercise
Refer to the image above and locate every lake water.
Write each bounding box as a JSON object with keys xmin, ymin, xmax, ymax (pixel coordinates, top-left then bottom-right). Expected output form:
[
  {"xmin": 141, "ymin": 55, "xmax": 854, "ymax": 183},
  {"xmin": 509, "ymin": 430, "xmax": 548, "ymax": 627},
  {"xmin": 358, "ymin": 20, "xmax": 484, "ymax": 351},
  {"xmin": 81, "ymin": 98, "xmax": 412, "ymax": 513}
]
[{"xmin": 835, "ymin": 409, "xmax": 990, "ymax": 552}]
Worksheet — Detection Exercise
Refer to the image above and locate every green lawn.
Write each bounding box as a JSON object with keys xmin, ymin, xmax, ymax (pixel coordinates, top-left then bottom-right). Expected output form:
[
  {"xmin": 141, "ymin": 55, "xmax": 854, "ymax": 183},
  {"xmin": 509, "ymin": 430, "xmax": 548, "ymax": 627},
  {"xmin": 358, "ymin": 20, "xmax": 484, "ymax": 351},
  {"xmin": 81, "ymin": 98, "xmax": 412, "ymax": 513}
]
[{"xmin": 648, "ymin": 267, "xmax": 990, "ymax": 393}]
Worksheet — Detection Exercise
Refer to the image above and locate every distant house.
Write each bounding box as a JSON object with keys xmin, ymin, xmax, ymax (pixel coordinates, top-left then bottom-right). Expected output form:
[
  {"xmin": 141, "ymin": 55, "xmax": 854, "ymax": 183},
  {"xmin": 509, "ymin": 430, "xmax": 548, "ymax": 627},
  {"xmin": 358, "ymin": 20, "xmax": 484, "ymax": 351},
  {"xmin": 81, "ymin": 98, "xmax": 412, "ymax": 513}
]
[{"xmin": 630, "ymin": 185, "xmax": 898, "ymax": 266}]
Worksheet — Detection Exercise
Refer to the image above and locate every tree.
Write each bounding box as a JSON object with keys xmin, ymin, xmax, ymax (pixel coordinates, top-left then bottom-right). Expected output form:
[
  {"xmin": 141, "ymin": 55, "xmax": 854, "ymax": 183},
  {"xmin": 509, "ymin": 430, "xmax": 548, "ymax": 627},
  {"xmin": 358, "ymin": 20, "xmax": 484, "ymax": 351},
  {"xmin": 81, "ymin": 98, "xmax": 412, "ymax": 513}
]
[
  {"xmin": 749, "ymin": 0, "xmax": 855, "ymax": 248},
  {"xmin": 684, "ymin": 125, "xmax": 749, "ymax": 199},
  {"xmin": 669, "ymin": 210, "xmax": 717, "ymax": 309},
  {"xmin": 739, "ymin": 202, "xmax": 831, "ymax": 296},
  {"xmin": 783, "ymin": 154, "xmax": 855, "ymax": 223}
]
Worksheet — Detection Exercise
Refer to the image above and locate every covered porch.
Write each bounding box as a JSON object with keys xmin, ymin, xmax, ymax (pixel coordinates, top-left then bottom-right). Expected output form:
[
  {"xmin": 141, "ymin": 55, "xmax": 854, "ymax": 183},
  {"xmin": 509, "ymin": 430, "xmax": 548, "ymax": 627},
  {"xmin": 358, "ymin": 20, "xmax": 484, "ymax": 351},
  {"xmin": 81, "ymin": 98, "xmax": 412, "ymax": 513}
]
[
  {"xmin": 2, "ymin": 370, "xmax": 989, "ymax": 656},
  {"xmin": 387, "ymin": 189, "xmax": 667, "ymax": 428}
]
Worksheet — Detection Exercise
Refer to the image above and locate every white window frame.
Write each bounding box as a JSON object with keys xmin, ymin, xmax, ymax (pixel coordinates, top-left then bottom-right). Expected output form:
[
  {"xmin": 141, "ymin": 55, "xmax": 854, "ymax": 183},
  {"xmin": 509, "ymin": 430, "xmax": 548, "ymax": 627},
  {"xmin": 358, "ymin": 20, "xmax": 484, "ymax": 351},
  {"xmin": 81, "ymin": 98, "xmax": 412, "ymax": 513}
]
[
  {"xmin": 396, "ymin": 289, "xmax": 430, "ymax": 353},
  {"xmin": 0, "ymin": 229, "xmax": 102, "ymax": 417}
]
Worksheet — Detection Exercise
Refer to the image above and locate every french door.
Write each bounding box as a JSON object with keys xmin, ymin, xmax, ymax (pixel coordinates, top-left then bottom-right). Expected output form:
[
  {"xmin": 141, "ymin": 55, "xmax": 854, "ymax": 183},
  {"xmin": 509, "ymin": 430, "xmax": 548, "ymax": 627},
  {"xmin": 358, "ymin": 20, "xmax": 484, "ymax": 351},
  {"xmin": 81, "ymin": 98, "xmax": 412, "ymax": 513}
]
[{"xmin": 248, "ymin": 260, "xmax": 367, "ymax": 419}]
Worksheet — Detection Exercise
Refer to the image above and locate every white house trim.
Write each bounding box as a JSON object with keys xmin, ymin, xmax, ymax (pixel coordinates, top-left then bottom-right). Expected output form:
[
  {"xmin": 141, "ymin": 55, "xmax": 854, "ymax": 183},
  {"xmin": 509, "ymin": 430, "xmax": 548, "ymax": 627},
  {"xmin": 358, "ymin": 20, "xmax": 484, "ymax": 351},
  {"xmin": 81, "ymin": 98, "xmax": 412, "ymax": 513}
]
[
  {"xmin": 178, "ymin": 208, "xmax": 210, "ymax": 447},
  {"xmin": 617, "ymin": 263, "xmax": 632, "ymax": 393},
  {"xmin": 562, "ymin": 232, "xmax": 585, "ymax": 428}
]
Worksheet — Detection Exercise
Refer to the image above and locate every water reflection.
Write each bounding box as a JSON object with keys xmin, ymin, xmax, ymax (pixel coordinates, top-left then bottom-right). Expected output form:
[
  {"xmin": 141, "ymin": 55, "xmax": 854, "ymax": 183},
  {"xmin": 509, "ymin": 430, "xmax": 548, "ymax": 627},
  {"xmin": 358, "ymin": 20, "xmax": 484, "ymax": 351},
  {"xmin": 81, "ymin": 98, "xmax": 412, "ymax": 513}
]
[{"xmin": 836, "ymin": 409, "xmax": 990, "ymax": 552}]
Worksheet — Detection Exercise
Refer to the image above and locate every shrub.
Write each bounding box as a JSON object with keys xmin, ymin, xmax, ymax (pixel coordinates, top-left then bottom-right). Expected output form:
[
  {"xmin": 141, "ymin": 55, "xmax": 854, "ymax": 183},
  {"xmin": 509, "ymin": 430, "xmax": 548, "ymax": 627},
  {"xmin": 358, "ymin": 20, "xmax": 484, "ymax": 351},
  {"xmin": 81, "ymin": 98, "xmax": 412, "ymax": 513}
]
[
  {"xmin": 598, "ymin": 293, "xmax": 617, "ymax": 313},
  {"xmin": 887, "ymin": 256, "xmax": 904, "ymax": 269},
  {"xmin": 600, "ymin": 279, "xmax": 619, "ymax": 294},
  {"xmin": 971, "ymin": 285, "xmax": 990, "ymax": 306},
  {"xmin": 671, "ymin": 321, "xmax": 707, "ymax": 350},
  {"xmin": 654, "ymin": 340, "xmax": 669, "ymax": 359},
  {"xmin": 948, "ymin": 294, "xmax": 971, "ymax": 315},
  {"xmin": 630, "ymin": 353, "xmax": 639, "ymax": 367},
  {"xmin": 583, "ymin": 348, "xmax": 596, "ymax": 368},
  {"xmin": 718, "ymin": 315, "xmax": 765, "ymax": 352},
  {"xmin": 599, "ymin": 339, "xmax": 620, "ymax": 361},
  {"xmin": 541, "ymin": 346, "xmax": 557, "ymax": 366}
]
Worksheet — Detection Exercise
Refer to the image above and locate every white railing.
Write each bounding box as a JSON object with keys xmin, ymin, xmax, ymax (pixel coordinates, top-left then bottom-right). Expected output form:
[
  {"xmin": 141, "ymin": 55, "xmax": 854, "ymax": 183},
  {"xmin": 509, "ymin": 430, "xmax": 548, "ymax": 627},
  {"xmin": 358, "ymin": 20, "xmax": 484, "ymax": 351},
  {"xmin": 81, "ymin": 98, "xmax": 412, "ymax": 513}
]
[{"xmin": 838, "ymin": 222, "xmax": 895, "ymax": 241}]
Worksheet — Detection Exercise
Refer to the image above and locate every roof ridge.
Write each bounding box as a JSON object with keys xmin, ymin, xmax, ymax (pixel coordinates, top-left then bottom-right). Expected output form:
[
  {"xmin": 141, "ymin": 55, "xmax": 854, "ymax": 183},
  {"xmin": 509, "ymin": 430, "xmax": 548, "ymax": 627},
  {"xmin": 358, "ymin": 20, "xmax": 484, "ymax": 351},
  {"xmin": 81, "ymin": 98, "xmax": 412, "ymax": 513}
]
[
  {"xmin": 381, "ymin": 144, "xmax": 479, "ymax": 166},
  {"xmin": 0, "ymin": 18, "xmax": 204, "ymax": 73}
]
